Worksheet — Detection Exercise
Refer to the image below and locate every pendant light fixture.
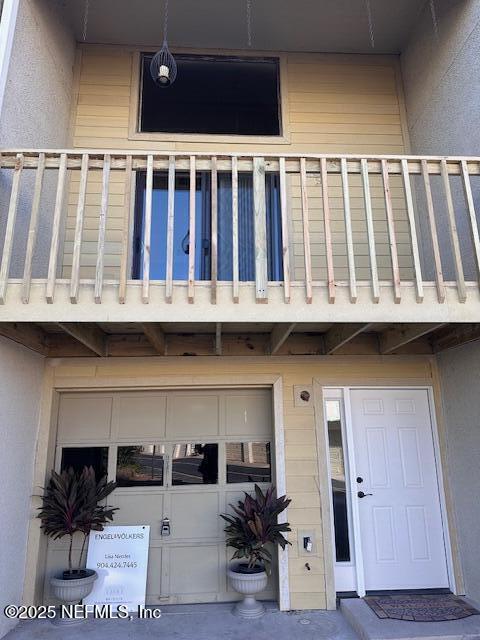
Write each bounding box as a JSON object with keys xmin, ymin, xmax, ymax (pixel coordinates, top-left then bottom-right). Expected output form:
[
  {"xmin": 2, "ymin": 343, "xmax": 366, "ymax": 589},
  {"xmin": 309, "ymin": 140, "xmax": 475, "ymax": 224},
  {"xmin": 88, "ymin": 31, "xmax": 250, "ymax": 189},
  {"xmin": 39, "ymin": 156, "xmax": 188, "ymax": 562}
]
[{"xmin": 150, "ymin": 0, "xmax": 177, "ymax": 88}]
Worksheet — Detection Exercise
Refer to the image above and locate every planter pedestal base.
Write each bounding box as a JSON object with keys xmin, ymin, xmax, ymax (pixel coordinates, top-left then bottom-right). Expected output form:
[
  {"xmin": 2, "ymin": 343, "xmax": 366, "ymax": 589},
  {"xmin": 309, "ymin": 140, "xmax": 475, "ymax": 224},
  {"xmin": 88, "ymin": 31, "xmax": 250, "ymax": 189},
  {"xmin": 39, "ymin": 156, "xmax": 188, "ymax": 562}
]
[
  {"xmin": 227, "ymin": 564, "xmax": 268, "ymax": 619},
  {"xmin": 232, "ymin": 595, "xmax": 266, "ymax": 619}
]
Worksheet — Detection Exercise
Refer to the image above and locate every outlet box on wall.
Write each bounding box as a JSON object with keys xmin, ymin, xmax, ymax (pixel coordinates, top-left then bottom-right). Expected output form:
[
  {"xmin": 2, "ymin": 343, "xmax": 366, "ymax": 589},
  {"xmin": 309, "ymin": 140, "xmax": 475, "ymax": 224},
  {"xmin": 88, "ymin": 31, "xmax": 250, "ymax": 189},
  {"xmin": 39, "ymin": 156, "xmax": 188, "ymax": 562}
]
[{"xmin": 297, "ymin": 529, "xmax": 316, "ymax": 556}]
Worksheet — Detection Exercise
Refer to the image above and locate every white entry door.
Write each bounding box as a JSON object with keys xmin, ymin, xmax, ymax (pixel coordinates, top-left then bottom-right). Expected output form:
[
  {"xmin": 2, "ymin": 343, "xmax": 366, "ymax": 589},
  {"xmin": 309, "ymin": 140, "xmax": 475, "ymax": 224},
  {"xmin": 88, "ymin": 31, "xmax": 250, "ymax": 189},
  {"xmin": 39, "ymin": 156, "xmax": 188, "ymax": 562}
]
[{"xmin": 350, "ymin": 389, "xmax": 449, "ymax": 591}]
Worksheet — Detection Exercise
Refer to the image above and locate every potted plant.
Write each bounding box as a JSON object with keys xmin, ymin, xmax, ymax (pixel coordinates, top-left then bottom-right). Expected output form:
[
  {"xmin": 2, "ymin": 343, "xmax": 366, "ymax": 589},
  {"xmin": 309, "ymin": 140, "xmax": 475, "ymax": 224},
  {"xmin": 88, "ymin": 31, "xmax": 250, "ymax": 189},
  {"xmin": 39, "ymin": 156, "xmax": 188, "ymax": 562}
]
[
  {"xmin": 220, "ymin": 484, "xmax": 291, "ymax": 618},
  {"xmin": 38, "ymin": 466, "xmax": 117, "ymax": 614}
]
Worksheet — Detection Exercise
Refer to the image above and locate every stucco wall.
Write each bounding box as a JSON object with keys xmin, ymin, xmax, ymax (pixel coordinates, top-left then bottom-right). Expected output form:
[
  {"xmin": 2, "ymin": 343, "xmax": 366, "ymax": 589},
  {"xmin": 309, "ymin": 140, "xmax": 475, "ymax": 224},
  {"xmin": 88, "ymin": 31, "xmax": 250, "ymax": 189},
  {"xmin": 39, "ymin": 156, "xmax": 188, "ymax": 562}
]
[
  {"xmin": 437, "ymin": 342, "xmax": 480, "ymax": 605},
  {"xmin": 401, "ymin": 0, "xmax": 480, "ymax": 280},
  {"xmin": 0, "ymin": 0, "xmax": 75, "ymax": 147},
  {"xmin": 0, "ymin": 0, "xmax": 75, "ymax": 278},
  {"xmin": 0, "ymin": 338, "xmax": 44, "ymax": 638},
  {"xmin": 402, "ymin": 0, "xmax": 480, "ymax": 604}
]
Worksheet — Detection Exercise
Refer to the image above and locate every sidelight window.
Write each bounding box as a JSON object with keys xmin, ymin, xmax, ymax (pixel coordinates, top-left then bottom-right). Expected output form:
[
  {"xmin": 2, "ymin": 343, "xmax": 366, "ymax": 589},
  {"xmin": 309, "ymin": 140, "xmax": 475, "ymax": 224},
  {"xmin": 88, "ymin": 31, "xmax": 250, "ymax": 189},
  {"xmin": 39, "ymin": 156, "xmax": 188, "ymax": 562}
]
[{"xmin": 326, "ymin": 400, "xmax": 352, "ymax": 563}]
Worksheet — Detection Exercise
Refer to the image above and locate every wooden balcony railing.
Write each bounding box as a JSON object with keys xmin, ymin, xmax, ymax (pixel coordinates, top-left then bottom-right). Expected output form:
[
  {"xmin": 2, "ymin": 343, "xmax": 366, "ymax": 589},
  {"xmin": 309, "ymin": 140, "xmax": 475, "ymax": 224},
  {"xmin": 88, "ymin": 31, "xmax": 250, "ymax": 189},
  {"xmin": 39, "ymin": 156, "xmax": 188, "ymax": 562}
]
[{"xmin": 0, "ymin": 150, "xmax": 480, "ymax": 314}]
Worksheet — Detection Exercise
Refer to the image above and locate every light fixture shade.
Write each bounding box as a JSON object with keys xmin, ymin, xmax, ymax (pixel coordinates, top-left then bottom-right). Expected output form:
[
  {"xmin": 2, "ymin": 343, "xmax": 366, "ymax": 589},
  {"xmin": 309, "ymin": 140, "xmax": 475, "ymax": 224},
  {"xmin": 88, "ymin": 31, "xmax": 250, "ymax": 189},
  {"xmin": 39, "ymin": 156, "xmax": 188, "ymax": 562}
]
[{"xmin": 150, "ymin": 43, "xmax": 177, "ymax": 87}]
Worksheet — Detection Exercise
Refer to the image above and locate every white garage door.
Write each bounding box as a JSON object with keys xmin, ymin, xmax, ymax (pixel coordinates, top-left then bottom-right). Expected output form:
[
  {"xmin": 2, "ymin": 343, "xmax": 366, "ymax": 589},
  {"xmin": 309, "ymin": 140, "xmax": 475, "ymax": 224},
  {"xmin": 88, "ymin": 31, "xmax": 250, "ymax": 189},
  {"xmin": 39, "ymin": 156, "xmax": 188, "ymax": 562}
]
[{"xmin": 44, "ymin": 389, "xmax": 277, "ymax": 605}]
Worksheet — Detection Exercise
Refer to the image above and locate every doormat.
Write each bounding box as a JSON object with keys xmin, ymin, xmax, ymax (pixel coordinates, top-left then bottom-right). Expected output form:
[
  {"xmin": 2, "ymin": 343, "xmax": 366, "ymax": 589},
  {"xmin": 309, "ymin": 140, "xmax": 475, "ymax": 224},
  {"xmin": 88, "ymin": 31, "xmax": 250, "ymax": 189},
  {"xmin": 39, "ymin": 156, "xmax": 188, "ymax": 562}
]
[{"xmin": 364, "ymin": 594, "xmax": 480, "ymax": 622}]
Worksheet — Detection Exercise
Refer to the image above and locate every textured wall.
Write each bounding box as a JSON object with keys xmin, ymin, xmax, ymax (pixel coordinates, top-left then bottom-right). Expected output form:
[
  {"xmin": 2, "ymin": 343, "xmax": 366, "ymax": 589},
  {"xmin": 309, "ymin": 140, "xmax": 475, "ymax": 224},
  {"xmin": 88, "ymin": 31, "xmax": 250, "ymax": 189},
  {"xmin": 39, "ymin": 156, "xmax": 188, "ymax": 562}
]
[
  {"xmin": 0, "ymin": 0, "xmax": 75, "ymax": 148},
  {"xmin": 437, "ymin": 342, "xmax": 480, "ymax": 605},
  {"xmin": 0, "ymin": 0, "xmax": 75, "ymax": 279},
  {"xmin": 403, "ymin": 0, "xmax": 480, "ymax": 605},
  {"xmin": 402, "ymin": 0, "xmax": 480, "ymax": 156},
  {"xmin": 401, "ymin": 0, "xmax": 480, "ymax": 280},
  {"xmin": 0, "ymin": 338, "xmax": 44, "ymax": 638}
]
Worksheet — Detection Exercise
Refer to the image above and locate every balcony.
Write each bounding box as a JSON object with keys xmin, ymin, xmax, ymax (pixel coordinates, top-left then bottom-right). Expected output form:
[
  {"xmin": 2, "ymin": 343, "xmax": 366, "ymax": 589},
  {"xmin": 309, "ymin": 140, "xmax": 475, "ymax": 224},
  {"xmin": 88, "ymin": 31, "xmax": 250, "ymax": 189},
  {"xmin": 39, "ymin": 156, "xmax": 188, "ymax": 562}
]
[{"xmin": 0, "ymin": 149, "xmax": 480, "ymax": 326}]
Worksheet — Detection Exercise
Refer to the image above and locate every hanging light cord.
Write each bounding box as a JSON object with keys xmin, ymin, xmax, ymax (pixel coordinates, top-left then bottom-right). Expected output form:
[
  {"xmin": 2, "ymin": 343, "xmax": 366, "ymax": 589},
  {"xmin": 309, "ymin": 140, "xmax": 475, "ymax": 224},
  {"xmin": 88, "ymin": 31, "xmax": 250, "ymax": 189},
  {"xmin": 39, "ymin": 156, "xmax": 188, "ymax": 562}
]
[
  {"xmin": 365, "ymin": 0, "xmax": 375, "ymax": 49},
  {"xmin": 163, "ymin": 0, "xmax": 170, "ymax": 45},
  {"xmin": 430, "ymin": 0, "xmax": 440, "ymax": 39},
  {"xmin": 246, "ymin": 0, "xmax": 252, "ymax": 47},
  {"xmin": 82, "ymin": 0, "xmax": 90, "ymax": 42}
]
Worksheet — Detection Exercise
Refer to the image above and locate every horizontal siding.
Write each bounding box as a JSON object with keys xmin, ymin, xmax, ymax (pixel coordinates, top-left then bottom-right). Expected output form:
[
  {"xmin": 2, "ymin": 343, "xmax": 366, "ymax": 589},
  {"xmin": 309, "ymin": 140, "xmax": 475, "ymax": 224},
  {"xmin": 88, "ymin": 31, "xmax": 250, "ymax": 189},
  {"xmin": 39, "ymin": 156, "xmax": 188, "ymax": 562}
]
[
  {"xmin": 64, "ymin": 46, "xmax": 410, "ymax": 281},
  {"xmin": 50, "ymin": 356, "xmax": 434, "ymax": 611},
  {"xmin": 72, "ymin": 48, "xmax": 406, "ymax": 154}
]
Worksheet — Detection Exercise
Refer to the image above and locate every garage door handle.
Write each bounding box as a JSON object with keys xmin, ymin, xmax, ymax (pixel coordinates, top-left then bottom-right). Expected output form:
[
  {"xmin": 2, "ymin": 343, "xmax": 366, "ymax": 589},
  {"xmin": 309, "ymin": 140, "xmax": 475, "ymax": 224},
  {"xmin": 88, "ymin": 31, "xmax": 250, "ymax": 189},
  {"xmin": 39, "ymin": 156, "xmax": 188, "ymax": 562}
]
[{"xmin": 357, "ymin": 491, "xmax": 373, "ymax": 498}]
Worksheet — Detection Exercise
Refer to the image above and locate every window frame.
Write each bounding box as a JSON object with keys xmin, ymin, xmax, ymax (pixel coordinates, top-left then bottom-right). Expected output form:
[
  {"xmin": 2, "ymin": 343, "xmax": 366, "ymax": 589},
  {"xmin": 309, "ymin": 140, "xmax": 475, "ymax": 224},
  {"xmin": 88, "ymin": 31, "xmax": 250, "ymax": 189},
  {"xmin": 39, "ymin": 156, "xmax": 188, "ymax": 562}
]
[{"xmin": 128, "ymin": 49, "xmax": 291, "ymax": 145}]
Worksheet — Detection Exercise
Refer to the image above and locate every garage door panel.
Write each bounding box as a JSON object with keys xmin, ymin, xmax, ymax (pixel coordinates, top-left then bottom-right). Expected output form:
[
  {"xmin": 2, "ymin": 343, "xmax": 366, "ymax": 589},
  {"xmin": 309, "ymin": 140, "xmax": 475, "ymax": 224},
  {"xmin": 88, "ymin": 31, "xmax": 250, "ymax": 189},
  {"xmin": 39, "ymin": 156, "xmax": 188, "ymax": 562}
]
[
  {"xmin": 225, "ymin": 394, "xmax": 272, "ymax": 437},
  {"xmin": 57, "ymin": 395, "xmax": 113, "ymax": 442},
  {"xmin": 169, "ymin": 546, "xmax": 220, "ymax": 596},
  {"xmin": 49, "ymin": 389, "xmax": 275, "ymax": 606},
  {"xmin": 114, "ymin": 394, "xmax": 166, "ymax": 440},
  {"xmin": 167, "ymin": 394, "xmax": 220, "ymax": 438},
  {"xmin": 145, "ymin": 546, "xmax": 162, "ymax": 600},
  {"xmin": 171, "ymin": 492, "xmax": 221, "ymax": 540},
  {"xmin": 112, "ymin": 492, "xmax": 163, "ymax": 539}
]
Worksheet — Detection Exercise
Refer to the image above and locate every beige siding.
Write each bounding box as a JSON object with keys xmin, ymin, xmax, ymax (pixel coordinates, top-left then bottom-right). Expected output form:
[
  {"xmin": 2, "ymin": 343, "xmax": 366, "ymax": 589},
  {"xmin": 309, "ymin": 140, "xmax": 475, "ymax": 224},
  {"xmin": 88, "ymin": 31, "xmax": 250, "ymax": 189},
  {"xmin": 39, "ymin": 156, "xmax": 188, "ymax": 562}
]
[
  {"xmin": 63, "ymin": 46, "xmax": 411, "ymax": 282},
  {"xmin": 38, "ymin": 356, "xmax": 434, "ymax": 610}
]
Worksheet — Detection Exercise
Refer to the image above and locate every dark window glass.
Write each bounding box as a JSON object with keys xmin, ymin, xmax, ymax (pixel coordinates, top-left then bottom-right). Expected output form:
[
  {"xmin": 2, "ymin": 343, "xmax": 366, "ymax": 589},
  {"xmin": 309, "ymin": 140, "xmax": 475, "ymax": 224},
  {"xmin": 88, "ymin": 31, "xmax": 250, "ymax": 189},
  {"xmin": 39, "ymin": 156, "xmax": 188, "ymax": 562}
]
[
  {"xmin": 226, "ymin": 442, "xmax": 271, "ymax": 484},
  {"xmin": 172, "ymin": 443, "xmax": 218, "ymax": 485},
  {"xmin": 326, "ymin": 400, "xmax": 351, "ymax": 563},
  {"xmin": 61, "ymin": 447, "xmax": 108, "ymax": 479},
  {"xmin": 116, "ymin": 445, "xmax": 165, "ymax": 487},
  {"xmin": 140, "ymin": 54, "xmax": 281, "ymax": 136}
]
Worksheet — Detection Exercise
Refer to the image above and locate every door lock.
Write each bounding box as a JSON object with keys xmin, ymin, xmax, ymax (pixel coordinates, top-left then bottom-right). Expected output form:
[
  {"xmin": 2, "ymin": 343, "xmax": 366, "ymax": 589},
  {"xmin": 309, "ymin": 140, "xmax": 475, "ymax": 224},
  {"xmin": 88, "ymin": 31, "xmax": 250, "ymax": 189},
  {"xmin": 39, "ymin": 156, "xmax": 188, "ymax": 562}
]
[
  {"xmin": 357, "ymin": 491, "xmax": 373, "ymax": 499},
  {"xmin": 161, "ymin": 517, "xmax": 171, "ymax": 536}
]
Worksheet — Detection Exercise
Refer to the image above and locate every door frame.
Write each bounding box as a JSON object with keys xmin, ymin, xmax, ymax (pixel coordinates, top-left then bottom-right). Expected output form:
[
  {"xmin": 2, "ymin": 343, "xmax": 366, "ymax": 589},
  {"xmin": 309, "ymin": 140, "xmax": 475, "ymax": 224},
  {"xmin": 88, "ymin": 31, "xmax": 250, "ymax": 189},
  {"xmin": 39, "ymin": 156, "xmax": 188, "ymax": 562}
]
[
  {"xmin": 321, "ymin": 385, "xmax": 457, "ymax": 598},
  {"xmin": 25, "ymin": 375, "xmax": 290, "ymax": 611}
]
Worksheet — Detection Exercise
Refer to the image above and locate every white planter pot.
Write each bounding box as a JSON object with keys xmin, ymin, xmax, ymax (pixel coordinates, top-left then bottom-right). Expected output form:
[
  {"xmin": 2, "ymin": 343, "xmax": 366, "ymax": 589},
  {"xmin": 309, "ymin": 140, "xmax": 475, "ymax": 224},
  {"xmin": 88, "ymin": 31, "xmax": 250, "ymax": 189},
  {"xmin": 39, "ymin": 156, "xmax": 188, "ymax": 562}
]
[
  {"xmin": 227, "ymin": 563, "xmax": 268, "ymax": 618},
  {"xmin": 50, "ymin": 571, "xmax": 97, "ymax": 624}
]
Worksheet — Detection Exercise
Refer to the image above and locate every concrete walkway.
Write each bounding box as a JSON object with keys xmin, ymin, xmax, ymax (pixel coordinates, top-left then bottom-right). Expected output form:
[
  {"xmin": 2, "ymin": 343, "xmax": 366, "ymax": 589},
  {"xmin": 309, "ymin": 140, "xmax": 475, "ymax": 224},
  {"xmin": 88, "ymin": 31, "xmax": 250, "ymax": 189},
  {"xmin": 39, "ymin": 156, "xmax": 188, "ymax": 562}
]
[{"xmin": 4, "ymin": 603, "xmax": 360, "ymax": 640}]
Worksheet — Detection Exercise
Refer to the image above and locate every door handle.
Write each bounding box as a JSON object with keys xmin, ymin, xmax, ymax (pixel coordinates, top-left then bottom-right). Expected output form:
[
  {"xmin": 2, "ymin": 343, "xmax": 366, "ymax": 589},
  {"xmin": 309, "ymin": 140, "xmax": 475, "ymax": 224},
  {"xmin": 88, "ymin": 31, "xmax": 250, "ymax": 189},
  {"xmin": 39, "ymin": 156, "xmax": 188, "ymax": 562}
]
[{"xmin": 357, "ymin": 491, "xmax": 373, "ymax": 499}]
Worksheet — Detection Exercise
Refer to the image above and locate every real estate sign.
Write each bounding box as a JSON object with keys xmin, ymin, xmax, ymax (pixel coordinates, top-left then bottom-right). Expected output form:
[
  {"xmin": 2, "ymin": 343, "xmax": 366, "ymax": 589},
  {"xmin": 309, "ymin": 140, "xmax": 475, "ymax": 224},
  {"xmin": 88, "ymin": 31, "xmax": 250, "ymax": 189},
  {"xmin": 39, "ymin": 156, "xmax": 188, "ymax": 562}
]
[{"xmin": 84, "ymin": 525, "xmax": 150, "ymax": 612}]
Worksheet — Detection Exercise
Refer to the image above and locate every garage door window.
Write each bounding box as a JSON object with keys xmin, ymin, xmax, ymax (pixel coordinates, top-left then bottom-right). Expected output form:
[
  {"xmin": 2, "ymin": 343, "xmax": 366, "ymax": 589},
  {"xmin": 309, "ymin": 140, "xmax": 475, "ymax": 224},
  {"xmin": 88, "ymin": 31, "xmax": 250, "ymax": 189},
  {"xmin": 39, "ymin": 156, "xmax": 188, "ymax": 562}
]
[
  {"xmin": 116, "ymin": 445, "xmax": 165, "ymax": 487},
  {"xmin": 226, "ymin": 442, "xmax": 271, "ymax": 483},
  {"xmin": 172, "ymin": 443, "xmax": 218, "ymax": 485},
  {"xmin": 61, "ymin": 446, "xmax": 108, "ymax": 479}
]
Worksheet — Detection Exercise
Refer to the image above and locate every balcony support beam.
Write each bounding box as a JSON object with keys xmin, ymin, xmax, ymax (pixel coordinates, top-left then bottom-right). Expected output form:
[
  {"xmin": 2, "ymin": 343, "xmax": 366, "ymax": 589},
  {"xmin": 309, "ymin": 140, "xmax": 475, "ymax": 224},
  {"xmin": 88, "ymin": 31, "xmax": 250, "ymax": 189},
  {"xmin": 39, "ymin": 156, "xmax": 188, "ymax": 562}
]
[
  {"xmin": 269, "ymin": 323, "xmax": 297, "ymax": 355},
  {"xmin": 215, "ymin": 323, "xmax": 222, "ymax": 356},
  {"xmin": 57, "ymin": 322, "xmax": 107, "ymax": 357},
  {"xmin": 379, "ymin": 323, "xmax": 445, "ymax": 355},
  {"xmin": 0, "ymin": 322, "xmax": 48, "ymax": 355},
  {"xmin": 324, "ymin": 323, "xmax": 372, "ymax": 355},
  {"xmin": 141, "ymin": 323, "xmax": 165, "ymax": 355},
  {"xmin": 432, "ymin": 324, "xmax": 480, "ymax": 353}
]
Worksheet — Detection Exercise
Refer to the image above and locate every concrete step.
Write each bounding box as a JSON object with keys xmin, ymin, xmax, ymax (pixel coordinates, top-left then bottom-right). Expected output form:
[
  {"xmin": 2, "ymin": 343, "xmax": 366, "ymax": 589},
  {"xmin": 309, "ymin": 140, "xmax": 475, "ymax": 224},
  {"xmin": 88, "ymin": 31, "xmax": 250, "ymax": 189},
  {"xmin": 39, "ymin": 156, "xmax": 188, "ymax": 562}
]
[{"xmin": 340, "ymin": 597, "xmax": 480, "ymax": 640}]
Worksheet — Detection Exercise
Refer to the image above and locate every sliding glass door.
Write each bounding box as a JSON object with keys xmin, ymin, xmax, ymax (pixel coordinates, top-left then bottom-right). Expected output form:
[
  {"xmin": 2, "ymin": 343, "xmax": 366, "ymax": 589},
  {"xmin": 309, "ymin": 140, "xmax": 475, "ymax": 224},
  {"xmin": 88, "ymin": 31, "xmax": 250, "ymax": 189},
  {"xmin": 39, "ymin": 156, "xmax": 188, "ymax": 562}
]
[{"xmin": 133, "ymin": 171, "xmax": 283, "ymax": 282}]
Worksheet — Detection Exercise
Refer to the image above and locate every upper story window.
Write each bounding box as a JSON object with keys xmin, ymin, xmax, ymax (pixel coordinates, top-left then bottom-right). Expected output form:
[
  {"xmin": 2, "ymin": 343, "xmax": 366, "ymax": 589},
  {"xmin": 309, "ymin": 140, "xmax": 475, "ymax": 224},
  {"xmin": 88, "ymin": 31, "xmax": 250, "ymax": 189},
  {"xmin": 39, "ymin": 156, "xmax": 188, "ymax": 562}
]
[{"xmin": 139, "ymin": 54, "xmax": 281, "ymax": 136}]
